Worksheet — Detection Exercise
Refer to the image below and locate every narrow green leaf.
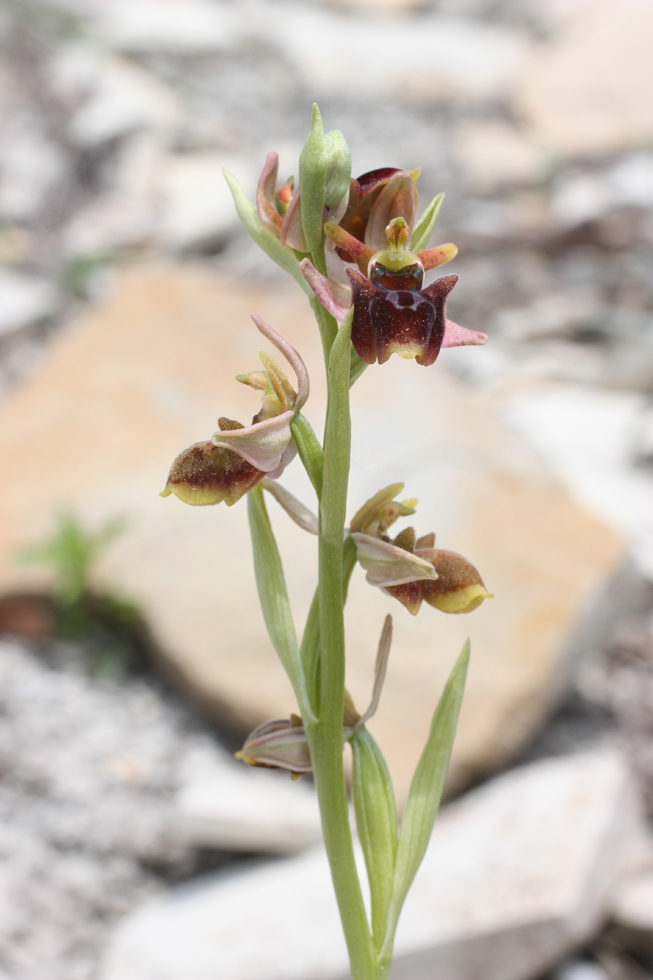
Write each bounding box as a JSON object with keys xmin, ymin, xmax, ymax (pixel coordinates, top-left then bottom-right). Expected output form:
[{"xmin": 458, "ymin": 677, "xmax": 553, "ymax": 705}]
[
  {"xmin": 223, "ymin": 169, "xmax": 313, "ymax": 298},
  {"xmin": 351, "ymin": 727, "xmax": 398, "ymax": 950},
  {"xmin": 247, "ymin": 485, "xmax": 312, "ymax": 719},
  {"xmin": 382, "ymin": 640, "xmax": 470, "ymax": 959},
  {"xmin": 290, "ymin": 413, "xmax": 323, "ymax": 499},
  {"xmin": 299, "ymin": 104, "xmax": 327, "ymax": 254},
  {"xmin": 410, "ymin": 192, "xmax": 445, "ymax": 253}
]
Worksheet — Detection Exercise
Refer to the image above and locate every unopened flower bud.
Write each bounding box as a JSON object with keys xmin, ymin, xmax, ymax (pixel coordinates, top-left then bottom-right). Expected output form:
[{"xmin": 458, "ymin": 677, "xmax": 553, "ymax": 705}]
[
  {"xmin": 324, "ymin": 129, "xmax": 351, "ymax": 221},
  {"xmin": 235, "ymin": 718, "xmax": 313, "ymax": 777},
  {"xmin": 350, "ymin": 483, "xmax": 417, "ymax": 537}
]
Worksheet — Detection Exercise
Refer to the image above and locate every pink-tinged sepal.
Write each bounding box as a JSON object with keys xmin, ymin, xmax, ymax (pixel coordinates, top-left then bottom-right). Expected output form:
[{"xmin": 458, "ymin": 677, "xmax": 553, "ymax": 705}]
[
  {"xmin": 299, "ymin": 258, "xmax": 351, "ymax": 321},
  {"xmin": 418, "ymin": 242, "xmax": 458, "ymax": 271},
  {"xmin": 364, "ymin": 171, "xmax": 418, "ymax": 251},
  {"xmin": 280, "ymin": 188, "xmax": 308, "ymax": 251},
  {"xmin": 256, "ymin": 152, "xmax": 283, "ymax": 234},
  {"xmin": 442, "ymin": 320, "xmax": 488, "ymax": 348},
  {"xmin": 351, "ymin": 532, "xmax": 437, "ymax": 588}
]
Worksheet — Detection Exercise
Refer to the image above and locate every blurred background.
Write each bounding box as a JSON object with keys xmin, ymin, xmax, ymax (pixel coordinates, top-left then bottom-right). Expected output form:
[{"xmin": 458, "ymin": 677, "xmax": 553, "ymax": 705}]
[{"xmin": 0, "ymin": 0, "xmax": 652, "ymax": 979}]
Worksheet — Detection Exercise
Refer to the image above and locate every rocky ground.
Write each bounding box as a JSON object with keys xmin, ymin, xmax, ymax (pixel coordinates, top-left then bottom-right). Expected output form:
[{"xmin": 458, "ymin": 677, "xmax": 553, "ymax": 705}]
[{"xmin": 0, "ymin": 0, "xmax": 652, "ymax": 977}]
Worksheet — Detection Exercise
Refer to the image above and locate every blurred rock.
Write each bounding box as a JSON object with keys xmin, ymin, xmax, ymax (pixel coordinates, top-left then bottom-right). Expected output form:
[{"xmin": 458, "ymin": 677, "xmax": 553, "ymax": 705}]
[
  {"xmin": 64, "ymin": 134, "xmax": 162, "ymax": 256},
  {"xmin": 455, "ymin": 121, "xmax": 546, "ymax": 191},
  {"xmin": 154, "ymin": 154, "xmax": 252, "ymax": 251},
  {"xmin": 555, "ymin": 963, "xmax": 609, "ymax": 980},
  {"xmin": 516, "ymin": 0, "xmax": 653, "ymax": 158},
  {"xmin": 611, "ymin": 861, "xmax": 653, "ymax": 959},
  {"xmin": 92, "ymin": 0, "xmax": 236, "ymax": 54},
  {"xmin": 51, "ymin": 47, "xmax": 182, "ymax": 146},
  {"xmin": 254, "ymin": 6, "xmax": 531, "ymax": 102},
  {"xmin": 327, "ymin": 0, "xmax": 423, "ymax": 11},
  {"xmin": 102, "ymin": 750, "xmax": 644, "ymax": 980},
  {"xmin": 551, "ymin": 155, "xmax": 653, "ymax": 230},
  {"xmin": 0, "ymin": 265, "xmax": 624, "ymax": 803},
  {"xmin": 177, "ymin": 748, "xmax": 322, "ymax": 854},
  {"xmin": 493, "ymin": 291, "xmax": 602, "ymax": 341},
  {"xmin": 0, "ymin": 269, "xmax": 58, "ymax": 336},
  {"xmin": 498, "ymin": 384, "xmax": 653, "ymax": 577},
  {"xmin": 0, "ymin": 110, "xmax": 66, "ymax": 223}
]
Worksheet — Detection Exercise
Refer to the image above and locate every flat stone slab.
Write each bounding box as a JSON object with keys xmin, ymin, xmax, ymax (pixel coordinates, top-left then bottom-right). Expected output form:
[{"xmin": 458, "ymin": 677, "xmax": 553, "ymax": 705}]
[
  {"xmin": 0, "ymin": 264, "xmax": 623, "ymax": 801},
  {"xmin": 101, "ymin": 750, "xmax": 645, "ymax": 980}
]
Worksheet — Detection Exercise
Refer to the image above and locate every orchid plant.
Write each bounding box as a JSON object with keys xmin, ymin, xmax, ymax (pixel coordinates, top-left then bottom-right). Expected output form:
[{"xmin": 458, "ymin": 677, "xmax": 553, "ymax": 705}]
[{"xmin": 161, "ymin": 107, "xmax": 491, "ymax": 980}]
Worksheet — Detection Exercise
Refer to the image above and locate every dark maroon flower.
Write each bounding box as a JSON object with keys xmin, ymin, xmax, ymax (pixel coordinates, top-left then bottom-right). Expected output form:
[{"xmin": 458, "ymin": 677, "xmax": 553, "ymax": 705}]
[{"xmin": 346, "ymin": 265, "xmax": 458, "ymax": 367}]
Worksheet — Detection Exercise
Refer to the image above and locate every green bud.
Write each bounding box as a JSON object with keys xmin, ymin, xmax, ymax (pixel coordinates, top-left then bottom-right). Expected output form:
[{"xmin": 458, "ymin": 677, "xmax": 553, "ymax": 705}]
[
  {"xmin": 299, "ymin": 104, "xmax": 328, "ymax": 254},
  {"xmin": 351, "ymin": 727, "xmax": 398, "ymax": 948},
  {"xmin": 323, "ymin": 129, "xmax": 351, "ymax": 217}
]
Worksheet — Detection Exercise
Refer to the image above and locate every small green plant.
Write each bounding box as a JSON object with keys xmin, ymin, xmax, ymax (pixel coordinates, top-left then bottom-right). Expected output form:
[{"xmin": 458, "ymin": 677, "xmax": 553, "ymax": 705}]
[
  {"xmin": 17, "ymin": 510, "xmax": 143, "ymax": 676},
  {"xmin": 161, "ymin": 106, "xmax": 491, "ymax": 979}
]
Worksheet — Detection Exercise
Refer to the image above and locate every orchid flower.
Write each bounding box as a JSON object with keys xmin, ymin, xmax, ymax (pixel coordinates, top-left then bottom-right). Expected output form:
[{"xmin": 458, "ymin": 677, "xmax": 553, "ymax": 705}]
[
  {"xmin": 299, "ymin": 166, "xmax": 488, "ymax": 366},
  {"xmin": 353, "ymin": 525, "xmax": 492, "ymax": 616},
  {"xmin": 161, "ymin": 317, "xmax": 309, "ymax": 507}
]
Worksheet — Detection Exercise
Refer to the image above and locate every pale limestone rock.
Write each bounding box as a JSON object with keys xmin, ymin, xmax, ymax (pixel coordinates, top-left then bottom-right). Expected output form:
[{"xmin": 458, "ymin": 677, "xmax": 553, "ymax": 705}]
[
  {"xmin": 454, "ymin": 121, "xmax": 547, "ymax": 191},
  {"xmin": 92, "ymin": 0, "xmax": 236, "ymax": 54},
  {"xmin": 0, "ymin": 265, "xmax": 623, "ymax": 802},
  {"xmin": 515, "ymin": 0, "xmax": 653, "ymax": 158},
  {"xmin": 498, "ymin": 384, "xmax": 653, "ymax": 578},
  {"xmin": 177, "ymin": 748, "xmax": 322, "ymax": 853},
  {"xmin": 246, "ymin": 4, "xmax": 531, "ymax": 102},
  {"xmin": 101, "ymin": 750, "xmax": 644, "ymax": 980},
  {"xmin": 0, "ymin": 110, "xmax": 66, "ymax": 223},
  {"xmin": 0, "ymin": 270, "xmax": 58, "ymax": 336},
  {"xmin": 50, "ymin": 47, "xmax": 182, "ymax": 146},
  {"xmin": 154, "ymin": 154, "xmax": 254, "ymax": 251}
]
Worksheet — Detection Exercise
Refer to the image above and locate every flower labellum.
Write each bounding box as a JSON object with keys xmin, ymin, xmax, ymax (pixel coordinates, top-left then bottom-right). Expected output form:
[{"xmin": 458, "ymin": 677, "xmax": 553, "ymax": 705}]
[{"xmin": 347, "ymin": 267, "xmax": 458, "ymax": 366}]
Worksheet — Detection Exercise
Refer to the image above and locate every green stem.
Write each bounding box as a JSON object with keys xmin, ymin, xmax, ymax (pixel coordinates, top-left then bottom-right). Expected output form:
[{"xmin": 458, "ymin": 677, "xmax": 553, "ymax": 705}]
[{"xmin": 305, "ymin": 307, "xmax": 377, "ymax": 980}]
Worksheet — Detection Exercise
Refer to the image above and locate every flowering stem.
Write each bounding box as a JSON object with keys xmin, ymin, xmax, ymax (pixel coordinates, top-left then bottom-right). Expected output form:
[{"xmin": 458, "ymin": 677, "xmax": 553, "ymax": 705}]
[{"xmin": 305, "ymin": 306, "xmax": 377, "ymax": 980}]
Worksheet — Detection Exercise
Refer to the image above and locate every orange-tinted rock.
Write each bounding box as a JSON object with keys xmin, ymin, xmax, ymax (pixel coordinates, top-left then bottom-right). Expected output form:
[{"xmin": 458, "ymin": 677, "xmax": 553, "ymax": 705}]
[{"xmin": 0, "ymin": 263, "xmax": 624, "ymax": 801}]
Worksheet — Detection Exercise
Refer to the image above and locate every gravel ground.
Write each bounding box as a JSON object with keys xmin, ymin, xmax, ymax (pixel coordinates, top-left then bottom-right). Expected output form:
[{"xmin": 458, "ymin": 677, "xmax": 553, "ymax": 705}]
[{"xmin": 0, "ymin": 639, "xmax": 235, "ymax": 980}]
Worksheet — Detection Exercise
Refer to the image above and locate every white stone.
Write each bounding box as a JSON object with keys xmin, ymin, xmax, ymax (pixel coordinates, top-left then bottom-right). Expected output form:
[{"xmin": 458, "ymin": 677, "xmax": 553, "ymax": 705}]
[
  {"xmin": 177, "ymin": 747, "xmax": 322, "ymax": 854},
  {"xmin": 154, "ymin": 154, "xmax": 253, "ymax": 251},
  {"xmin": 64, "ymin": 134, "xmax": 163, "ymax": 256},
  {"xmin": 611, "ymin": 868, "xmax": 653, "ymax": 931},
  {"xmin": 243, "ymin": 4, "xmax": 531, "ymax": 102},
  {"xmin": 101, "ymin": 750, "xmax": 644, "ymax": 980},
  {"xmin": 555, "ymin": 963, "xmax": 609, "ymax": 980},
  {"xmin": 493, "ymin": 291, "xmax": 602, "ymax": 341},
  {"xmin": 0, "ymin": 111, "xmax": 65, "ymax": 222},
  {"xmin": 455, "ymin": 121, "xmax": 546, "ymax": 191},
  {"xmin": 51, "ymin": 47, "xmax": 182, "ymax": 146},
  {"xmin": 515, "ymin": 0, "xmax": 653, "ymax": 158},
  {"xmin": 498, "ymin": 384, "xmax": 653, "ymax": 578},
  {"xmin": 0, "ymin": 270, "xmax": 58, "ymax": 337},
  {"xmin": 92, "ymin": 0, "xmax": 236, "ymax": 53}
]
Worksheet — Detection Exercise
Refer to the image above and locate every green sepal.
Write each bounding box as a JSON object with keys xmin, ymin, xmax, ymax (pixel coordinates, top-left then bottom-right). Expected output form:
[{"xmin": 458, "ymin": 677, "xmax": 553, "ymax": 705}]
[
  {"xmin": 324, "ymin": 129, "xmax": 351, "ymax": 212},
  {"xmin": 381, "ymin": 640, "xmax": 470, "ymax": 962},
  {"xmin": 351, "ymin": 727, "xmax": 398, "ymax": 950},
  {"xmin": 410, "ymin": 192, "xmax": 445, "ymax": 253},
  {"xmin": 223, "ymin": 169, "xmax": 313, "ymax": 298},
  {"xmin": 247, "ymin": 484, "xmax": 313, "ymax": 721},
  {"xmin": 290, "ymin": 413, "xmax": 324, "ymax": 499},
  {"xmin": 299, "ymin": 104, "xmax": 328, "ymax": 254}
]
